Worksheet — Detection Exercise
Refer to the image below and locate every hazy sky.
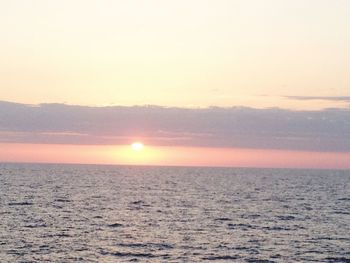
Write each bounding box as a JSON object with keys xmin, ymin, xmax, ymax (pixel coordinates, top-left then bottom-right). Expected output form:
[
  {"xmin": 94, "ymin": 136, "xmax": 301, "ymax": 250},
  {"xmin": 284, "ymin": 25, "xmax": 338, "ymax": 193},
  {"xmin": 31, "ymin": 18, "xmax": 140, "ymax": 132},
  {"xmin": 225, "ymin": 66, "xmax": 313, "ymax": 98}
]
[
  {"xmin": 1, "ymin": 0, "xmax": 350, "ymax": 109},
  {"xmin": 1, "ymin": 1, "xmax": 350, "ymax": 168}
]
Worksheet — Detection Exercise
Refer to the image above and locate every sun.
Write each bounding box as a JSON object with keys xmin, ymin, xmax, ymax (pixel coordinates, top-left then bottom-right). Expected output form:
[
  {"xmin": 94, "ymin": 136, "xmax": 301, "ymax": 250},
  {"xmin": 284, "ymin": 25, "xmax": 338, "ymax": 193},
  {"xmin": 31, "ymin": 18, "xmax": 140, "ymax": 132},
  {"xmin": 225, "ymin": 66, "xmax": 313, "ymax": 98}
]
[{"xmin": 131, "ymin": 142, "xmax": 144, "ymax": 152}]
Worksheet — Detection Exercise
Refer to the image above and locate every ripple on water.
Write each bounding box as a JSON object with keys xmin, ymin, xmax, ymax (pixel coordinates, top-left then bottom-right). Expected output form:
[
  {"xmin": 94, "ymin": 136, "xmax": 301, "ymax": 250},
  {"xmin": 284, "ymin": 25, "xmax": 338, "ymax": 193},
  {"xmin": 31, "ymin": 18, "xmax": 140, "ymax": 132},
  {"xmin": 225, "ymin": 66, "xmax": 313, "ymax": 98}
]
[{"xmin": 8, "ymin": 201, "xmax": 33, "ymax": 206}]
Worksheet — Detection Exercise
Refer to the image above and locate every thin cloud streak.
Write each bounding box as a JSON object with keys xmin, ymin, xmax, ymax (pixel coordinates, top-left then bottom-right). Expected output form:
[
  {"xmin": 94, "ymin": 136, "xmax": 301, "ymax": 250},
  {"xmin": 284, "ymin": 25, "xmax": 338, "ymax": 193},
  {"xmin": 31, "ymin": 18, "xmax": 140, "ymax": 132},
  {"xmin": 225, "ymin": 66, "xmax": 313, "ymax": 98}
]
[
  {"xmin": 1, "ymin": 100, "xmax": 350, "ymax": 152},
  {"xmin": 285, "ymin": 96, "xmax": 350, "ymax": 102}
]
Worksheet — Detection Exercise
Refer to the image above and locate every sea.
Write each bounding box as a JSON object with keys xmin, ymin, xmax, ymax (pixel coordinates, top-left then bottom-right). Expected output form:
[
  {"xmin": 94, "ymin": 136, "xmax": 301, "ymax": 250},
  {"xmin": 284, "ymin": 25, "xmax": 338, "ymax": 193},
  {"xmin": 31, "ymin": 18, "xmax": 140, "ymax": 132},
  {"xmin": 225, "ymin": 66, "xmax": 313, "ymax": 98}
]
[{"xmin": 0, "ymin": 163, "xmax": 349, "ymax": 263}]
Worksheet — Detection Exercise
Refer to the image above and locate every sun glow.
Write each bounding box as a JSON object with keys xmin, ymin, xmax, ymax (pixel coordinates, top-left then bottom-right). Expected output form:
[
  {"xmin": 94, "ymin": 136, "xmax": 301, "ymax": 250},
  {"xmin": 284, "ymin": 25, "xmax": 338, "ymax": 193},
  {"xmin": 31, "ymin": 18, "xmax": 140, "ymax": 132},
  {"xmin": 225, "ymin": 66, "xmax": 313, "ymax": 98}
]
[
  {"xmin": 131, "ymin": 142, "xmax": 144, "ymax": 152},
  {"xmin": 112, "ymin": 143, "xmax": 161, "ymax": 165}
]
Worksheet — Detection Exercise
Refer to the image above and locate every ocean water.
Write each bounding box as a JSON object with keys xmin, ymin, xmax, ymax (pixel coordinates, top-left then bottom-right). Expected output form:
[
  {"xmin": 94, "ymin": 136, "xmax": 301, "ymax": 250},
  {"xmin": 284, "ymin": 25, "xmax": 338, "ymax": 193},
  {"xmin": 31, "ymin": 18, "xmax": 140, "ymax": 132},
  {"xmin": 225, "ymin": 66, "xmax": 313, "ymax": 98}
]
[{"xmin": 0, "ymin": 163, "xmax": 349, "ymax": 263}]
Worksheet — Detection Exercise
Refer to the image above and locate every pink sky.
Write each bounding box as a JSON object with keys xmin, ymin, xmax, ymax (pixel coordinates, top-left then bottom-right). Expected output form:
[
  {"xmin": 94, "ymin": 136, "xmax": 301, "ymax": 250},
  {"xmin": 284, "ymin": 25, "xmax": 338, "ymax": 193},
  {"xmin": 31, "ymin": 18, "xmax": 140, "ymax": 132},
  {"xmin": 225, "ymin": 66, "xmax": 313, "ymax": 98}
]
[{"xmin": 1, "ymin": 143, "xmax": 349, "ymax": 170}]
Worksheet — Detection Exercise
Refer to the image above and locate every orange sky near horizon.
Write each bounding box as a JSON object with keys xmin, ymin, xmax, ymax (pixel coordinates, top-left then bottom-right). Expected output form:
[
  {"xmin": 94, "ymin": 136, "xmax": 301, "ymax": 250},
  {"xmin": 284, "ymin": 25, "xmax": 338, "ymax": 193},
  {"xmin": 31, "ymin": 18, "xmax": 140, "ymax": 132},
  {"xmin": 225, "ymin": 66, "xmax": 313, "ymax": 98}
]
[{"xmin": 1, "ymin": 143, "xmax": 349, "ymax": 170}]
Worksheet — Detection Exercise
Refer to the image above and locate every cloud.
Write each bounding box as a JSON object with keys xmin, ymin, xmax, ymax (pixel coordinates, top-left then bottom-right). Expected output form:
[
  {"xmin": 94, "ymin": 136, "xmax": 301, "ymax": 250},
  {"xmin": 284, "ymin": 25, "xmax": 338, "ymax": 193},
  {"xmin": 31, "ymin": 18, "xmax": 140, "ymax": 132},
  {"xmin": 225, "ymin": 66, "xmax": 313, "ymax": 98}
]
[
  {"xmin": 285, "ymin": 96, "xmax": 350, "ymax": 102},
  {"xmin": 1, "ymin": 100, "xmax": 350, "ymax": 152}
]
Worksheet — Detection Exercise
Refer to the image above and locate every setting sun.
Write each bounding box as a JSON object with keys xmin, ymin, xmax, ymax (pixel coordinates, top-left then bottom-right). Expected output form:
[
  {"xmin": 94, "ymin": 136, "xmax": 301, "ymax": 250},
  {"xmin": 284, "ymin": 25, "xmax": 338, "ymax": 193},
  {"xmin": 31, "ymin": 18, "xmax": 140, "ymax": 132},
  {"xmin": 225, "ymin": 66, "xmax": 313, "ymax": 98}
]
[{"xmin": 131, "ymin": 142, "xmax": 144, "ymax": 152}]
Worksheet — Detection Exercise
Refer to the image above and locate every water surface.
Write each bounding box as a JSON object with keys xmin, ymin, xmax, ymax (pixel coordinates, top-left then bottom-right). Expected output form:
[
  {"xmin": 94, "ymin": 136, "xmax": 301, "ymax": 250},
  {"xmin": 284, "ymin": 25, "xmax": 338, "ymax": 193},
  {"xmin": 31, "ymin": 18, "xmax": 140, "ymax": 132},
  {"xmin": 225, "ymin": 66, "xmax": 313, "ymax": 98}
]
[{"xmin": 0, "ymin": 163, "xmax": 349, "ymax": 262}]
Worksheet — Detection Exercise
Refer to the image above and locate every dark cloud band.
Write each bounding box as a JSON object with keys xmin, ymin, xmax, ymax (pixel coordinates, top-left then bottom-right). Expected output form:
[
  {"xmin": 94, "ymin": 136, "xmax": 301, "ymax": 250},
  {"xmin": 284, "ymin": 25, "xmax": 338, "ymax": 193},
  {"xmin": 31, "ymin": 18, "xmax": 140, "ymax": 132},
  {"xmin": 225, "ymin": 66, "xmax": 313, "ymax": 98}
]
[{"xmin": 1, "ymin": 101, "xmax": 350, "ymax": 152}]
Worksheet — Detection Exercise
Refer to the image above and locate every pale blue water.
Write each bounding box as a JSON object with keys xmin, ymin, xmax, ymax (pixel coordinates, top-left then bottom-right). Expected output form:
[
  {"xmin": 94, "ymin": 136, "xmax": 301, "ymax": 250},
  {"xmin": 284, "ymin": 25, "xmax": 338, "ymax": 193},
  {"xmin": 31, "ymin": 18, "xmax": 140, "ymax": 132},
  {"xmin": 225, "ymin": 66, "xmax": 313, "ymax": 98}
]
[{"xmin": 0, "ymin": 163, "xmax": 349, "ymax": 262}]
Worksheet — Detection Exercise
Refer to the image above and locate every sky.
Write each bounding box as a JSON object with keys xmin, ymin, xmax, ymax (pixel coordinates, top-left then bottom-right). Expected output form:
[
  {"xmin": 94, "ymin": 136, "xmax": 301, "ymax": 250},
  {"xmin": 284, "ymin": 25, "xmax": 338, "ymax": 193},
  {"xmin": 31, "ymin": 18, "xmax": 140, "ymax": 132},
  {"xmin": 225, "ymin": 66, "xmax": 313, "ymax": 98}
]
[{"xmin": 1, "ymin": 0, "xmax": 350, "ymax": 168}]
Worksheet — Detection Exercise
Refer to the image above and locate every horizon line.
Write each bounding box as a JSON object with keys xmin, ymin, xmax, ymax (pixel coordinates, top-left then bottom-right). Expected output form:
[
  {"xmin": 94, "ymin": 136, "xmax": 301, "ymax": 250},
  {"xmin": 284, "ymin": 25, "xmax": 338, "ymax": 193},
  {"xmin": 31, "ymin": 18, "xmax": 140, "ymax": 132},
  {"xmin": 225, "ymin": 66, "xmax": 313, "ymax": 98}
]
[{"xmin": 1, "ymin": 160, "xmax": 349, "ymax": 172}]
